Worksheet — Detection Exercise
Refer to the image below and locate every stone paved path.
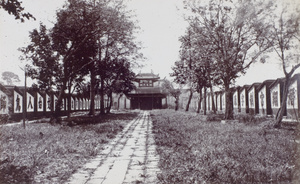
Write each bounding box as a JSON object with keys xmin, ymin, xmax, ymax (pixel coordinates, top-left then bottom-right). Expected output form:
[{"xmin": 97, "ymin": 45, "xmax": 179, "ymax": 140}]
[{"xmin": 66, "ymin": 111, "xmax": 160, "ymax": 184}]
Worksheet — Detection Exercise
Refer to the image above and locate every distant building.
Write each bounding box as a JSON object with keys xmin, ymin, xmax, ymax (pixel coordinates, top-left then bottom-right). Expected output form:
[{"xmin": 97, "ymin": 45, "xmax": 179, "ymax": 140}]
[
  {"xmin": 215, "ymin": 91, "xmax": 222, "ymax": 112},
  {"xmin": 257, "ymin": 80, "xmax": 275, "ymax": 116},
  {"xmin": 286, "ymin": 73, "xmax": 300, "ymax": 119},
  {"xmin": 0, "ymin": 83, "xmax": 10, "ymax": 115},
  {"xmin": 239, "ymin": 85, "xmax": 250, "ymax": 114},
  {"xmin": 127, "ymin": 72, "xmax": 167, "ymax": 110},
  {"xmin": 248, "ymin": 83, "xmax": 262, "ymax": 115},
  {"xmin": 233, "ymin": 87, "xmax": 241, "ymax": 113},
  {"xmin": 270, "ymin": 78, "xmax": 286, "ymax": 117}
]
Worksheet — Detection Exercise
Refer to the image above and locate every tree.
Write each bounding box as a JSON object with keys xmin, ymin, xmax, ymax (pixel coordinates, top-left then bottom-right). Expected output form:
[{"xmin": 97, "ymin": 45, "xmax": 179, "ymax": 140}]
[
  {"xmin": 50, "ymin": 0, "xmax": 104, "ymax": 118},
  {"xmin": 21, "ymin": 0, "xmax": 141, "ymax": 120},
  {"xmin": 20, "ymin": 20, "xmax": 91, "ymax": 117},
  {"xmin": 171, "ymin": 29, "xmax": 196, "ymax": 112},
  {"xmin": 171, "ymin": 62, "xmax": 195, "ymax": 112},
  {"xmin": 171, "ymin": 26, "xmax": 218, "ymax": 114},
  {"xmin": 184, "ymin": 0, "xmax": 273, "ymax": 119},
  {"xmin": 162, "ymin": 79, "xmax": 182, "ymax": 111},
  {"xmin": 92, "ymin": 4, "xmax": 142, "ymax": 115},
  {"xmin": 20, "ymin": 24, "xmax": 61, "ymax": 91},
  {"xmin": 265, "ymin": 2, "xmax": 300, "ymax": 128},
  {"xmin": 0, "ymin": 0, "xmax": 35, "ymax": 22},
  {"xmin": 194, "ymin": 62, "xmax": 215, "ymax": 114},
  {"xmin": 1, "ymin": 71, "xmax": 20, "ymax": 85},
  {"xmin": 103, "ymin": 58, "xmax": 135, "ymax": 113}
]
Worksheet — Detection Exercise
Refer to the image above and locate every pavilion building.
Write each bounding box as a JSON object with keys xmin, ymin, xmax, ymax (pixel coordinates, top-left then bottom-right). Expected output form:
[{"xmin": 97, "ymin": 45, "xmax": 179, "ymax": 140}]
[{"xmin": 127, "ymin": 72, "xmax": 167, "ymax": 110}]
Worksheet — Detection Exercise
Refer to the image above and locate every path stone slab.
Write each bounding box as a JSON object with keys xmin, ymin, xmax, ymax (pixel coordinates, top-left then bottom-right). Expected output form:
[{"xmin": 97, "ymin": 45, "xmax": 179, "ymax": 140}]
[
  {"xmin": 123, "ymin": 169, "xmax": 145, "ymax": 183},
  {"xmin": 66, "ymin": 172, "xmax": 89, "ymax": 184},
  {"xmin": 101, "ymin": 160, "xmax": 129, "ymax": 184},
  {"xmin": 86, "ymin": 178, "xmax": 105, "ymax": 184},
  {"xmin": 66, "ymin": 111, "xmax": 161, "ymax": 184},
  {"xmin": 92, "ymin": 162, "xmax": 112, "ymax": 177}
]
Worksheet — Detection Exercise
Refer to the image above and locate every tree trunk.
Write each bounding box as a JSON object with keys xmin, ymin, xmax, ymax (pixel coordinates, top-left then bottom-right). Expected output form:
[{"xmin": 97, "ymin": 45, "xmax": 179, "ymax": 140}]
[
  {"xmin": 274, "ymin": 76, "xmax": 291, "ymax": 128},
  {"xmin": 106, "ymin": 92, "xmax": 113, "ymax": 113},
  {"xmin": 100, "ymin": 77, "xmax": 105, "ymax": 114},
  {"xmin": 210, "ymin": 86, "xmax": 216, "ymax": 114},
  {"xmin": 67, "ymin": 93, "xmax": 71, "ymax": 118},
  {"xmin": 224, "ymin": 85, "xmax": 233, "ymax": 120},
  {"xmin": 175, "ymin": 96, "xmax": 179, "ymax": 111},
  {"xmin": 22, "ymin": 71, "xmax": 27, "ymax": 129},
  {"xmin": 185, "ymin": 88, "xmax": 193, "ymax": 111},
  {"xmin": 89, "ymin": 66, "xmax": 96, "ymax": 116},
  {"xmin": 203, "ymin": 87, "xmax": 207, "ymax": 115},
  {"xmin": 52, "ymin": 78, "xmax": 67, "ymax": 122},
  {"xmin": 67, "ymin": 83, "xmax": 72, "ymax": 118},
  {"xmin": 197, "ymin": 87, "xmax": 202, "ymax": 113}
]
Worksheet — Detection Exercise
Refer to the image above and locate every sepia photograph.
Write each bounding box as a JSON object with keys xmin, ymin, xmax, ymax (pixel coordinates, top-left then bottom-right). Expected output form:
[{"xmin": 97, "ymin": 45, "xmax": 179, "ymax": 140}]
[{"xmin": 0, "ymin": 0, "xmax": 299, "ymax": 183}]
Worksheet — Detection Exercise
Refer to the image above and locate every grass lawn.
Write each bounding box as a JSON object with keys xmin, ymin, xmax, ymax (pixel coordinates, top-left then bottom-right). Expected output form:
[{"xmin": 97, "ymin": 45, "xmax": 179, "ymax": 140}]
[
  {"xmin": 0, "ymin": 111, "xmax": 138, "ymax": 183},
  {"xmin": 151, "ymin": 109, "xmax": 299, "ymax": 184}
]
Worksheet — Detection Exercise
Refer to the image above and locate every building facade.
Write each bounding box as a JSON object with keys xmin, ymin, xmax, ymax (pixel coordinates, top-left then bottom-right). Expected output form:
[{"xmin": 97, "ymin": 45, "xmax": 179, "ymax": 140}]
[
  {"xmin": 248, "ymin": 83, "xmax": 261, "ymax": 115},
  {"xmin": 127, "ymin": 73, "xmax": 167, "ymax": 110},
  {"xmin": 286, "ymin": 74, "xmax": 300, "ymax": 119},
  {"xmin": 258, "ymin": 80, "xmax": 275, "ymax": 116}
]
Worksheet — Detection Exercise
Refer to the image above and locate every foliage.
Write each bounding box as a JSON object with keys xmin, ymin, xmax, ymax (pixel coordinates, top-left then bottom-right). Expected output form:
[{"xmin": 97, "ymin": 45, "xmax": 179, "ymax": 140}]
[
  {"xmin": 265, "ymin": 1, "xmax": 300, "ymax": 127},
  {"xmin": 171, "ymin": 27, "xmax": 216, "ymax": 90},
  {"xmin": 104, "ymin": 58, "xmax": 136, "ymax": 95},
  {"xmin": 171, "ymin": 28, "xmax": 215, "ymax": 112},
  {"xmin": 1, "ymin": 71, "xmax": 21, "ymax": 86},
  {"xmin": 0, "ymin": 0, "xmax": 35, "ymax": 22},
  {"xmin": 93, "ymin": 2, "xmax": 142, "ymax": 114},
  {"xmin": 20, "ymin": 0, "xmax": 141, "ymax": 118},
  {"xmin": 0, "ymin": 114, "xmax": 9, "ymax": 124},
  {"xmin": 102, "ymin": 58, "xmax": 136, "ymax": 112},
  {"xmin": 206, "ymin": 113, "xmax": 224, "ymax": 121},
  {"xmin": 151, "ymin": 109, "xmax": 297, "ymax": 183},
  {"xmin": 182, "ymin": 0, "xmax": 274, "ymax": 119},
  {"xmin": 0, "ymin": 111, "xmax": 138, "ymax": 183},
  {"xmin": 234, "ymin": 114, "xmax": 268, "ymax": 126},
  {"xmin": 161, "ymin": 79, "xmax": 182, "ymax": 110},
  {"xmin": 161, "ymin": 79, "xmax": 181, "ymax": 97},
  {"xmin": 20, "ymin": 24, "xmax": 61, "ymax": 90}
]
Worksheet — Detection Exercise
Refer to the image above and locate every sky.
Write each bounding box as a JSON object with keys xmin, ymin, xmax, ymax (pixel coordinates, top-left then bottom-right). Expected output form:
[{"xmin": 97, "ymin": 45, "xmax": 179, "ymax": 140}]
[{"xmin": 0, "ymin": 0, "xmax": 299, "ymax": 88}]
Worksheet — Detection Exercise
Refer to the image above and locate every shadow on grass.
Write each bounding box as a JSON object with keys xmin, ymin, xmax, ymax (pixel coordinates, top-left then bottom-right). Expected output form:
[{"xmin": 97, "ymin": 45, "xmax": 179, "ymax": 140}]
[{"xmin": 0, "ymin": 163, "xmax": 33, "ymax": 184}]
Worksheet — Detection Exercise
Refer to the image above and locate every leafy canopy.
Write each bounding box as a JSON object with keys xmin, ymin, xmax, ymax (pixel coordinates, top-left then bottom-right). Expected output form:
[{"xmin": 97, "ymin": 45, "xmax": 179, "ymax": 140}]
[{"xmin": 0, "ymin": 0, "xmax": 35, "ymax": 22}]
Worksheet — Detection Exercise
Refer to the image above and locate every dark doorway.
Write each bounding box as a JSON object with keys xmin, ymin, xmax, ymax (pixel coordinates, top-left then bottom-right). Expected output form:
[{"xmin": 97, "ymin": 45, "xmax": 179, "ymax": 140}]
[
  {"xmin": 130, "ymin": 96, "xmax": 162, "ymax": 110},
  {"xmin": 140, "ymin": 97, "xmax": 152, "ymax": 110}
]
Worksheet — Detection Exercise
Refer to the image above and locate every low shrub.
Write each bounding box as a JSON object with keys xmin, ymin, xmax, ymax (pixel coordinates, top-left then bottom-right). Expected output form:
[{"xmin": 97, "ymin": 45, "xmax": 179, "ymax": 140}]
[
  {"xmin": 0, "ymin": 114, "xmax": 9, "ymax": 124},
  {"xmin": 234, "ymin": 114, "xmax": 268, "ymax": 125},
  {"xmin": 206, "ymin": 113, "xmax": 224, "ymax": 121},
  {"xmin": 151, "ymin": 109, "xmax": 297, "ymax": 184}
]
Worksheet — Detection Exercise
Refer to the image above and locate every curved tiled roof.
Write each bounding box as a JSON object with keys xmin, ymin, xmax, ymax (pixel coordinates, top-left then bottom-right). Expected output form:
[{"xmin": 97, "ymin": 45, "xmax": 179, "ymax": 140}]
[{"xmin": 135, "ymin": 73, "xmax": 160, "ymax": 80}]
